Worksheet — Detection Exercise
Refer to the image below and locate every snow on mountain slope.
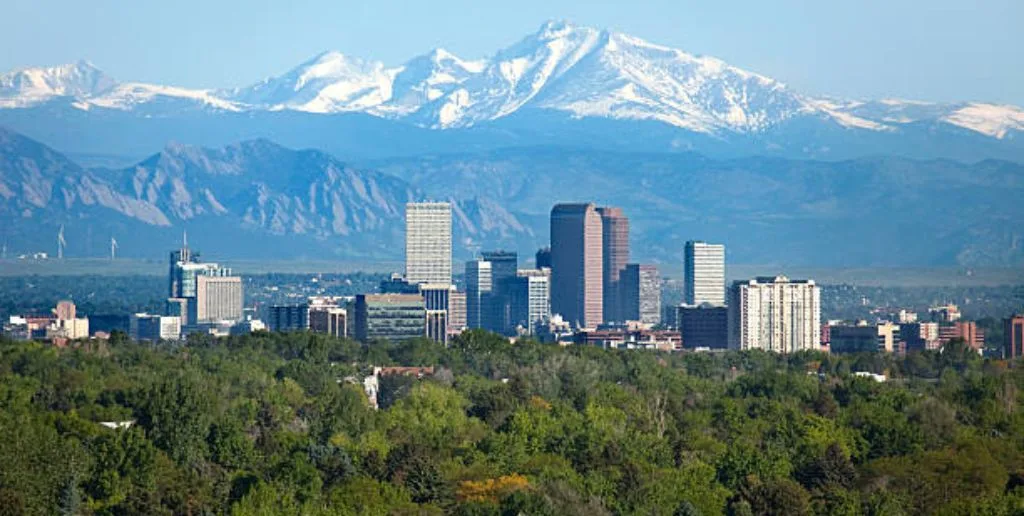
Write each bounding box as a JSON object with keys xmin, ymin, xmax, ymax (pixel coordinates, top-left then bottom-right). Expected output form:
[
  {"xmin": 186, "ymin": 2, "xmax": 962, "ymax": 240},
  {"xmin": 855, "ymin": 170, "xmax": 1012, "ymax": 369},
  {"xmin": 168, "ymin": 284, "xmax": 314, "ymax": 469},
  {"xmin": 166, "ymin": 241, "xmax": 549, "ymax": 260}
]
[
  {"xmin": 942, "ymin": 103, "xmax": 1023, "ymax": 139},
  {"xmin": 376, "ymin": 48, "xmax": 485, "ymax": 116},
  {"xmin": 224, "ymin": 51, "xmax": 394, "ymax": 112},
  {"xmin": 1, "ymin": 21, "xmax": 1021, "ymax": 140},
  {"xmin": 0, "ymin": 61, "xmax": 115, "ymax": 107},
  {"xmin": 86, "ymin": 83, "xmax": 243, "ymax": 112}
]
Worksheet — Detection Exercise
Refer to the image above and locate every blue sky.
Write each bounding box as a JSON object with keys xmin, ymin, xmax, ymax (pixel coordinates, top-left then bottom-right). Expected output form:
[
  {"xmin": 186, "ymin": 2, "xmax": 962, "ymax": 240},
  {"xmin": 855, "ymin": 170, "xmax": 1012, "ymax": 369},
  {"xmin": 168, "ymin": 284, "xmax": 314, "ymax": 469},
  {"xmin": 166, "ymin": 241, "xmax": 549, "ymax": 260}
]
[{"xmin": 4, "ymin": 0, "xmax": 1022, "ymax": 104}]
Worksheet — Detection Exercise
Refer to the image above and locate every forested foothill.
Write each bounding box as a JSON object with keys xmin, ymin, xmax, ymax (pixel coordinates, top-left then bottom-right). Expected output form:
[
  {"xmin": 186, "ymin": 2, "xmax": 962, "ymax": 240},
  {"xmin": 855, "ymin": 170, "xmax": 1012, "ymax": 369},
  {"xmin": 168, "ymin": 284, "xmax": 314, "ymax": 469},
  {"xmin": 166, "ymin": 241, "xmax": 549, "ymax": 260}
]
[{"xmin": 2, "ymin": 330, "xmax": 1024, "ymax": 515}]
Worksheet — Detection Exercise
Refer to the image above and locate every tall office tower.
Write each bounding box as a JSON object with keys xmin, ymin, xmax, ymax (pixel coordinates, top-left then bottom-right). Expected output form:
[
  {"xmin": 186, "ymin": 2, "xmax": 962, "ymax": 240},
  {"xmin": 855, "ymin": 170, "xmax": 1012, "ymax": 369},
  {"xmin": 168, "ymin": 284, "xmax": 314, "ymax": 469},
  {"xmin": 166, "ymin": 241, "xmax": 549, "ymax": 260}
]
[
  {"xmin": 482, "ymin": 251, "xmax": 518, "ymax": 333},
  {"xmin": 1006, "ymin": 315, "xmax": 1024, "ymax": 359},
  {"xmin": 550, "ymin": 203, "xmax": 603, "ymax": 328},
  {"xmin": 510, "ymin": 268, "xmax": 551, "ymax": 335},
  {"xmin": 728, "ymin": 276, "xmax": 820, "ymax": 353},
  {"xmin": 598, "ymin": 206, "xmax": 626, "ymax": 323},
  {"xmin": 171, "ymin": 262, "xmax": 232, "ymax": 299},
  {"xmin": 192, "ymin": 275, "xmax": 243, "ymax": 323},
  {"xmin": 596, "ymin": 207, "xmax": 629, "ymax": 322},
  {"xmin": 684, "ymin": 241, "xmax": 726, "ymax": 306},
  {"xmin": 405, "ymin": 202, "xmax": 452, "ymax": 286},
  {"xmin": 168, "ymin": 244, "xmax": 192, "ymax": 297},
  {"xmin": 465, "ymin": 260, "xmax": 493, "ymax": 329},
  {"xmin": 354, "ymin": 294, "xmax": 425, "ymax": 343},
  {"xmin": 535, "ymin": 247, "xmax": 552, "ymax": 269},
  {"xmin": 621, "ymin": 264, "xmax": 661, "ymax": 325}
]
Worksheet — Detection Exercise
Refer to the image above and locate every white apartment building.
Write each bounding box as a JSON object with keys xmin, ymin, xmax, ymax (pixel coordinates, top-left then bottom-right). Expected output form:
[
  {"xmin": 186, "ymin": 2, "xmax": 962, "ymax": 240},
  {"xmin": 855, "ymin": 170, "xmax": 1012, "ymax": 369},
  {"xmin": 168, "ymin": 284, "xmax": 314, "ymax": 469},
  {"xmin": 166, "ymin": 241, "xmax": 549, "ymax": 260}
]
[{"xmin": 728, "ymin": 276, "xmax": 821, "ymax": 353}]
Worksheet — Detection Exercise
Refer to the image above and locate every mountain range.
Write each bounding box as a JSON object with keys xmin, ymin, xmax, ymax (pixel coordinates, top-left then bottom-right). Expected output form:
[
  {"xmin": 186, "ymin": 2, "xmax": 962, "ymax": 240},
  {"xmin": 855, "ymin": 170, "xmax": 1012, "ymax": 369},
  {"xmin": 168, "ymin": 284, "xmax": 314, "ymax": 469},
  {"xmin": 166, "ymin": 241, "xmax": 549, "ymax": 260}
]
[
  {"xmin": 0, "ymin": 21, "xmax": 1022, "ymax": 268},
  {"xmin": 0, "ymin": 21, "xmax": 1022, "ymax": 164},
  {"xmin": 1, "ymin": 127, "xmax": 1021, "ymax": 267}
]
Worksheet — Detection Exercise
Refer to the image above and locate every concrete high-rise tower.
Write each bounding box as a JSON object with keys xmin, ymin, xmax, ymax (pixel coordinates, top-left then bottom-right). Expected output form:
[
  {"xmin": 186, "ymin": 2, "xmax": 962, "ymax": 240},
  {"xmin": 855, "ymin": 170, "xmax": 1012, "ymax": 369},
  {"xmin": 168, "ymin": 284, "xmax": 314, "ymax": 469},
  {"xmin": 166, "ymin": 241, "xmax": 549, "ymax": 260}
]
[
  {"xmin": 597, "ymin": 207, "xmax": 629, "ymax": 322},
  {"xmin": 550, "ymin": 203, "xmax": 603, "ymax": 328},
  {"xmin": 405, "ymin": 202, "xmax": 452, "ymax": 286},
  {"xmin": 684, "ymin": 241, "xmax": 725, "ymax": 306}
]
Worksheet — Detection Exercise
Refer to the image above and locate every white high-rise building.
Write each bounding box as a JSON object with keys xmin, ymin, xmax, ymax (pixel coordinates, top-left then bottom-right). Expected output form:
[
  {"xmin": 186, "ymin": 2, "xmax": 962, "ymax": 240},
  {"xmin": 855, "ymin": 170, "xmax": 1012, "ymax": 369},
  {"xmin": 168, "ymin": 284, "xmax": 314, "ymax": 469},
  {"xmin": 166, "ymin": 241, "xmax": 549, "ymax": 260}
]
[
  {"xmin": 684, "ymin": 241, "xmax": 725, "ymax": 306},
  {"xmin": 728, "ymin": 276, "xmax": 820, "ymax": 353},
  {"xmin": 405, "ymin": 202, "xmax": 452, "ymax": 286}
]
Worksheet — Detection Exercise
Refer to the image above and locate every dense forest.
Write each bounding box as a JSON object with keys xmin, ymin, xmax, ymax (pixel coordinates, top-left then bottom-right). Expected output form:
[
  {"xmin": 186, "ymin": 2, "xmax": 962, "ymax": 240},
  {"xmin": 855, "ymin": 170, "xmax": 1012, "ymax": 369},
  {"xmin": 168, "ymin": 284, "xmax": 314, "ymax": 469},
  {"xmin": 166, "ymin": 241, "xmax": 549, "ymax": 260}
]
[{"xmin": 2, "ymin": 331, "xmax": 1024, "ymax": 515}]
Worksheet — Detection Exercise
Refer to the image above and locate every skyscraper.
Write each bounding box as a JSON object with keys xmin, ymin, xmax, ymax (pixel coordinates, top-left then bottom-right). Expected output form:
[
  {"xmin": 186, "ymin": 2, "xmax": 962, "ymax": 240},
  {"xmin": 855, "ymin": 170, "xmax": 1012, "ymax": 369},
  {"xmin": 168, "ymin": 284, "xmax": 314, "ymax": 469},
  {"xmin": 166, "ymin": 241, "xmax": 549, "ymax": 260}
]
[
  {"xmin": 405, "ymin": 202, "xmax": 452, "ymax": 286},
  {"xmin": 550, "ymin": 203, "xmax": 603, "ymax": 328},
  {"xmin": 465, "ymin": 259, "xmax": 492, "ymax": 329},
  {"xmin": 728, "ymin": 276, "xmax": 820, "ymax": 353},
  {"xmin": 684, "ymin": 241, "xmax": 725, "ymax": 306},
  {"xmin": 597, "ymin": 207, "xmax": 629, "ymax": 322},
  {"xmin": 482, "ymin": 251, "xmax": 517, "ymax": 334},
  {"xmin": 621, "ymin": 264, "xmax": 661, "ymax": 325}
]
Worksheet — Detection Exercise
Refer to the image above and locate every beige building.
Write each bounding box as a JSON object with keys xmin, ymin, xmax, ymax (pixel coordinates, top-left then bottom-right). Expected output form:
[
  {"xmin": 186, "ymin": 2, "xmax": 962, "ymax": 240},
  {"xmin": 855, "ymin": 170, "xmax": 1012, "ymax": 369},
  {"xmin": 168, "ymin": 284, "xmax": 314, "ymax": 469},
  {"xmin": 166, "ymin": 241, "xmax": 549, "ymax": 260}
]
[{"xmin": 193, "ymin": 275, "xmax": 243, "ymax": 323}]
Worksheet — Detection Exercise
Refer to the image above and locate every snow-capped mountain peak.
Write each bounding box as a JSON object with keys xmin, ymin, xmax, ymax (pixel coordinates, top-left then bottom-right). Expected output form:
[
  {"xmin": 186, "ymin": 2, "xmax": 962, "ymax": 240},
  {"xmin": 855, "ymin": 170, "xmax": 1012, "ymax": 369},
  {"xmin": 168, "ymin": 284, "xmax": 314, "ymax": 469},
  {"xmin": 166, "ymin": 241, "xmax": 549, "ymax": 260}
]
[
  {"xmin": 0, "ymin": 60, "xmax": 117, "ymax": 107},
  {"xmin": 0, "ymin": 22, "xmax": 1020, "ymax": 140}
]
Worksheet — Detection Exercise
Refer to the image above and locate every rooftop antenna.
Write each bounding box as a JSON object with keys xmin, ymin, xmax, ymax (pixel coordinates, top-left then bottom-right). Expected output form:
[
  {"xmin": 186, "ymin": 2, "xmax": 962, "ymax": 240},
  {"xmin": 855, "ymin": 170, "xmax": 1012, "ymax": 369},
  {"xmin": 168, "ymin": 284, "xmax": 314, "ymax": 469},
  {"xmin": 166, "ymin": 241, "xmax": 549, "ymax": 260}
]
[
  {"xmin": 110, "ymin": 236, "xmax": 118, "ymax": 260},
  {"xmin": 183, "ymin": 228, "xmax": 188, "ymax": 249},
  {"xmin": 57, "ymin": 225, "xmax": 66, "ymax": 260}
]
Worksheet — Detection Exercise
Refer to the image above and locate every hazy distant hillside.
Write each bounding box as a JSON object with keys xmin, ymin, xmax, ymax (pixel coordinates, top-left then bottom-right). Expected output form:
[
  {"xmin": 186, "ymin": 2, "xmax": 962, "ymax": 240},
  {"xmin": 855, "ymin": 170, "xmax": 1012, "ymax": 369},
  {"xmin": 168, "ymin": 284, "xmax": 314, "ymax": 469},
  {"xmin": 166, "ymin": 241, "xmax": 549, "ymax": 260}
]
[{"xmin": 1, "ymin": 128, "xmax": 1021, "ymax": 267}]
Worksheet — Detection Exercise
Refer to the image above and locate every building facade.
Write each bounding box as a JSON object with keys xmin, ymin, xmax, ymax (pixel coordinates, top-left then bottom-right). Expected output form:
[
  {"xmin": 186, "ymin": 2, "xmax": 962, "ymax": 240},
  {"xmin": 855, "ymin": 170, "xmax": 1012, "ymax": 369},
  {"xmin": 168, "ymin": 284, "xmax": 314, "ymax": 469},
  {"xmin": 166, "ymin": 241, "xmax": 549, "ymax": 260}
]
[
  {"xmin": 129, "ymin": 313, "xmax": 181, "ymax": 342},
  {"xmin": 511, "ymin": 268, "xmax": 551, "ymax": 335},
  {"xmin": 354, "ymin": 294, "xmax": 426, "ymax": 343},
  {"xmin": 829, "ymin": 325, "xmax": 881, "ymax": 353},
  {"xmin": 309, "ymin": 308, "xmax": 347, "ymax": 338},
  {"xmin": 550, "ymin": 203, "xmax": 603, "ymax": 328},
  {"xmin": 620, "ymin": 264, "xmax": 661, "ymax": 325},
  {"xmin": 728, "ymin": 276, "xmax": 821, "ymax": 353},
  {"xmin": 482, "ymin": 251, "xmax": 518, "ymax": 334},
  {"xmin": 448, "ymin": 291, "xmax": 467, "ymax": 336},
  {"xmin": 597, "ymin": 207, "xmax": 629, "ymax": 323},
  {"xmin": 465, "ymin": 259, "xmax": 493, "ymax": 330},
  {"xmin": 193, "ymin": 275, "xmax": 243, "ymax": 323},
  {"xmin": 269, "ymin": 305, "xmax": 310, "ymax": 332},
  {"xmin": 678, "ymin": 305, "xmax": 728, "ymax": 349},
  {"xmin": 405, "ymin": 202, "xmax": 452, "ymax": 286},
  {"xmin": 684, "ymin": 241, "xmax": 726, "ymax": 306}
]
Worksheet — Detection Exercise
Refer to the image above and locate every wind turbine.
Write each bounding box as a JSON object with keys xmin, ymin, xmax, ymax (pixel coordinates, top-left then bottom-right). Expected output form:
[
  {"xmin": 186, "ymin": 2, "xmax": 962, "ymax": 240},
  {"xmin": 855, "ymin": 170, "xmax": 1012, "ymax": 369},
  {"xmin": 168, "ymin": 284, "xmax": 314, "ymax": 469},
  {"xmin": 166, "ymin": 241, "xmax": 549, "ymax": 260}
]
[
  {"xmin": 57, "ymin": 225, "xmax": 66, "ymax": 260},
  {"xmin": 110, "ymin": 236, "xmax": 118, "ymax": 260}
]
